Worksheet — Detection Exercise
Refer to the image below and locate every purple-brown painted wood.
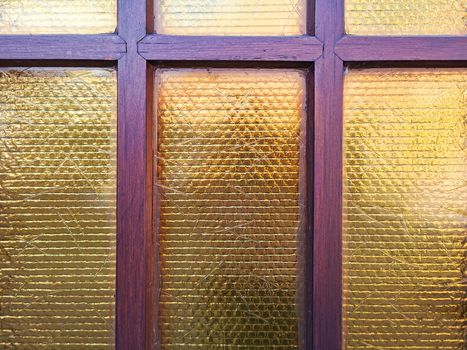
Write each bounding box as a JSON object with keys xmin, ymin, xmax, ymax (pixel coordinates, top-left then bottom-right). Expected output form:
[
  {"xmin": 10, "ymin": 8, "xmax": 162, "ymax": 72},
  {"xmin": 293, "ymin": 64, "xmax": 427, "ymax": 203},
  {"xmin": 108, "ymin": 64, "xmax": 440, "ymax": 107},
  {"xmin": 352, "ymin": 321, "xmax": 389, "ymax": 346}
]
[
  {"xmin": 146, "ymin": 64, "xmax": 156, "ymax": 350},
  {"xmin": 306, "ymin": 0, "xmax": 315, "ymax": 35},
  {"xmin": 138, "ymin": 35, "xmax": 323, "ymax": 61},
  {"xmin": 0, "ymin": 34, "xmax": 125, "ymax": 60},
  {"xmin": 313, "ymin": 56, "xmax": 344, "ymax": 350},
  {"xmin": 314, "ymin": 1, "xmax": 344, "ymax": 350},
  {"xmin": 304, "ymin": 68, "xmax": 315, "ymax": 349},
  {"xmin": 116, "ymin": 0, "xmax": 150, "ymax": 350},
  {"xmin": 336, "ymin": 35, "xmax": 467, "ymax": 61}
]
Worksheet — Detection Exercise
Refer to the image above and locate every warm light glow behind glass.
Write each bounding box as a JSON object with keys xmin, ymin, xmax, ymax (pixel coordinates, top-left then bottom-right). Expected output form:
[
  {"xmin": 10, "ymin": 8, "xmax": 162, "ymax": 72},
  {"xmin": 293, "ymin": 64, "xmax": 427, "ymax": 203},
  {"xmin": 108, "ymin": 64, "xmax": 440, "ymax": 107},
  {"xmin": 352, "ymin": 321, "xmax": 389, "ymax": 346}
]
[
  {"xmin": 345, "ymin": 0, "xmax": 467, "ymax": 35},
  {"xmin": 155, "ymin": 0, "xmax": 306, "ymax": 35},
  {"xmin": 0, "ymin": 69, "xmax": 117, "ymax": 349},
  {"xmin": 155, "ymin": 69, "xmax": 306, "ymax": 349},
  {"xmin": 0, "ymin": 0, "xmax": 116, "ymax": 34},
  {"xmin": 343, "ymin": 68, "xmax": 467, "ymax": 350}
]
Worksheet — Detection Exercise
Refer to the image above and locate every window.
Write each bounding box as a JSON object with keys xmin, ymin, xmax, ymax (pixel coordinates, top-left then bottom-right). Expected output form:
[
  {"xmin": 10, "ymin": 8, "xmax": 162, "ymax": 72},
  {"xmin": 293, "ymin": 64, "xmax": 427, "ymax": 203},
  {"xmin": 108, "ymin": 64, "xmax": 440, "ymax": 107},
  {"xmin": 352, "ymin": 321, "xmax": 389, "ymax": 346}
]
[{"xmin": 0, "ymin": 1, "xmax": 465, "ymax": 349}]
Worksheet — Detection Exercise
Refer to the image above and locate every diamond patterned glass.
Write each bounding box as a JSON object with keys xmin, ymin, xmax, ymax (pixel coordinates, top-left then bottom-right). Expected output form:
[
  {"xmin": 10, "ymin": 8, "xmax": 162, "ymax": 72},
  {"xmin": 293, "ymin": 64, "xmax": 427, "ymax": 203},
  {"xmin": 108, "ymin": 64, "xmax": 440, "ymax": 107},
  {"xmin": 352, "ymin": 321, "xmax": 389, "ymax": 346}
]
[
  {"xmin": 0, "ymin": 68, "xmax": 116, "ymax": 349},
  {"xmin": 154, "ymin": 69, "xmax": 306, "ymax": 349},
  {"xmin": 0, "ymin": 0, "xmax": 116, "ymax": 34},
  {"xmin": 154, "ymin": 0, "xmax": 306, "ymax": 35},
  {"xmin": 343, "ymin": 68, "xmax": 467, "ymax": 350},
  {"xmin": 345, "ymin": 0, "xmax": 467, "ymax": 35}
]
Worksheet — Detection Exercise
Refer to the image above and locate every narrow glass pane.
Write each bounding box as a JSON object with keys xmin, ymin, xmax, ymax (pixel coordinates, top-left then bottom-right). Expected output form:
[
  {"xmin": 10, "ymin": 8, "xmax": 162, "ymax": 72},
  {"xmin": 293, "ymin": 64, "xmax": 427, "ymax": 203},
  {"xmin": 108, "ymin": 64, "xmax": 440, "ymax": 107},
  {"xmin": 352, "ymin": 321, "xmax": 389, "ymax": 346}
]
[
  {"xmin": 343, "ymin": 69, "xmax": 466, "ymax": 350},
  {"xmin": 0, "ymin": 69, "xmax": 116, "ymax": 349},
  {"xmin": 0, "ymin": 0, "xmax": 116, "ymax": 34},
  {"xmin": 154, "ymin": 0, "xmax": 306, "ymax": 35},
  {"xmin": 155, "ymin": 69, "xmax": 306, "ymax": 349},
  {"xmin": 345, "ymin": 0, "xmax": 466, "ymax": 35}
]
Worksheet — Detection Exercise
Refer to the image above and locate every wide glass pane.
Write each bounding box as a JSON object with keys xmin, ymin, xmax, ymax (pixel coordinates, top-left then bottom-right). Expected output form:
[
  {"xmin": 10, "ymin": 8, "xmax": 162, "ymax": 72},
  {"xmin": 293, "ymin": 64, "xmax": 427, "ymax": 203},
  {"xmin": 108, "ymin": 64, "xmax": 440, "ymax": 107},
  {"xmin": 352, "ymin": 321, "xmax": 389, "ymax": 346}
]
[
  {"xmin": 0, "ymin": 68, "xmax": 116, "ymax": 349},
  {"xmin": 0, "ymin": 0, "xmax": 116, "ymax": 34},
  {"xmin": 154, "ymin": 0, "xmax": 306, "ymax": 35},
  {"xmin": 155, "ymin": 69, "xmax": 306, "ymax": 349},
  {"xmin": 345, "ymin": 0, "xmax": 466, "ymax": 35},
  {"xmin": 343, "ymin": 68, "xmax": 466, "ymax": 350}
]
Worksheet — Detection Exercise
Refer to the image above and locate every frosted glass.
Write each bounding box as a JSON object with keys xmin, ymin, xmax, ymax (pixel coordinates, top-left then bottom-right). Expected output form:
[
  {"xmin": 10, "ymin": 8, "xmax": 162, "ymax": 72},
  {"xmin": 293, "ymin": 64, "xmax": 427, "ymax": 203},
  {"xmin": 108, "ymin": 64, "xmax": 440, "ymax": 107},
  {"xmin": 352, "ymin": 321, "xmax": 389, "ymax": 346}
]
[
  {"xmin": 0, "ymin": 68, "xmax": 116, "ymax": 349},
  {"xmin": 0, "ymin": 0, "xmax": 116, "ymax": 34},
  {"xmin": 343, "ymin": 68, "xmax": 467, "ymax": 350},
  {"xmin": 345, "ymin": 0, "xmax": 466, "ymax": 35},
  {"xmin": 154, "ymin": 69, "xmax": 306, "ymax": 349},
  {"xmin": 155, "ymin": 0, "xmax": 306, "ymax": 35}
]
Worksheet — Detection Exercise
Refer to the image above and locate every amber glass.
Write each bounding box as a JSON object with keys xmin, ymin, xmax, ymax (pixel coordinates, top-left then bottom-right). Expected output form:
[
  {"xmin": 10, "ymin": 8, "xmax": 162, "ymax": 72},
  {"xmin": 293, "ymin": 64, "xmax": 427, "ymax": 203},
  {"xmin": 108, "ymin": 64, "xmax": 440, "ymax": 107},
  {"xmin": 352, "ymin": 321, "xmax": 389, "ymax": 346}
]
[
  {"xmin": 154, "ymin": 0, "xmax": 306, "ymax": 35},
  {"xmin": 343, "ymin": 68, "xmax": 467, "ymax": 350},
  {"xmin": 154, "ymin": 69, "xmax": 306, "ymax": 349},
  {"xmin": 0, "ymin": 69, "xmax": 116, "ymax": 349},
  {"xmin": 0, "ymin": 0, "xmax": 116, "ymax": 34},
  {"xmin": 345, "ymin": 0, "xmax": 467, "ymax": 35}
]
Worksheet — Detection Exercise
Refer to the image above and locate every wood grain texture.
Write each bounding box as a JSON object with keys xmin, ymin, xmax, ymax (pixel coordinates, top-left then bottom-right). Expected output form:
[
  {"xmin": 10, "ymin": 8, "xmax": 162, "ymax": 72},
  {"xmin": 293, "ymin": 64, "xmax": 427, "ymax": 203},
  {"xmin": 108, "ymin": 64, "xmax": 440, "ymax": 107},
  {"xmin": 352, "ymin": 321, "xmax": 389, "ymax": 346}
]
[
  {"xmin": 314, "ymin": 1, "xmax": 345, "ymax": 350},
  {"xmin": 138, "ymin": 35, "xmax": 323, "ymax": 61},
  {"xmin": 116, "ymin": 1, "xmax": 150, "ymax": 350},
  {"xmin": 313, "ymin": 55, "xmax": 344, "ymax": 350},
  {"xmin": 335, "ymin": 36, "xmax": 467, "ymax": 61},
  {"xmin": 0, "ymin": 34, "xmax": 125, "ymax": 60}
]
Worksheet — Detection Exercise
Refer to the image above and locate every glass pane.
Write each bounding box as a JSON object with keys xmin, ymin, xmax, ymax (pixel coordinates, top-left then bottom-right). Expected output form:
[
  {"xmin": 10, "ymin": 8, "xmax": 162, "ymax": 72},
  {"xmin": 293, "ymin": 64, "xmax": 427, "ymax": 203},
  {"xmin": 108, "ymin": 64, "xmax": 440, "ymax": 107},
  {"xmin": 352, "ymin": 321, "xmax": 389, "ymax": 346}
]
[
  {"xmin": 154, "ymin": 0, "xmax": 306, "ymax": 35},
  {"xmin": 0, "ymin": 68, "xmax": 116, "ymax": 349},
  {"xmin": 155, "ymin": 69, "xmax": 306, "ymax": 349},
  {"xmin": 0, "ymin": 0, "xmax": 116, "ymax": 34},
  {"xmin": 343, "ymin": 68, "xmax": 466, "ymax": 350},
  {"xmin": 345, "ymin": 0, "xmax": 466, "ymax": 35}
]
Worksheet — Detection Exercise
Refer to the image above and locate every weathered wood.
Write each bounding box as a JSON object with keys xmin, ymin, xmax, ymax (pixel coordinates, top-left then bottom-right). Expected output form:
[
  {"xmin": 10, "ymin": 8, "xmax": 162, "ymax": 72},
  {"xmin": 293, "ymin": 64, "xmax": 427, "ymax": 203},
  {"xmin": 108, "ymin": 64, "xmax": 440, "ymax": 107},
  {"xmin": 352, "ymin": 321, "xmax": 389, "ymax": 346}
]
[
  {"xmin": 313, "ymin": 1, "xmax": 345, "ymax": 349},
  {"xmin": 138, "ymin": 35, "xmax": 323, "ymax": 61},
  {"xmin": 336, "ymin": 36, "xmax": 467, "ymax": 61},
  {"xmin": 0, "ymin": 34, "xmax": 125, "ymax": 60},
  {"xmin": 116, "ymin": 1, "xmax": 150, "ymax": 350}
]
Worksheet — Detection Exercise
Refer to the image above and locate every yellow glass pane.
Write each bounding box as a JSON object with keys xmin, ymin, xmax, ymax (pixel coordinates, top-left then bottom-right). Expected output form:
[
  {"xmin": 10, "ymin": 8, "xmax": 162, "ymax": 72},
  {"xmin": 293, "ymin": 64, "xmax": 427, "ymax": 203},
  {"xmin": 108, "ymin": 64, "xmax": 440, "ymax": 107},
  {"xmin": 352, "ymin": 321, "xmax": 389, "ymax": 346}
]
[
  {"xmin": 0, "ymin": 0, "xmax": 116, "ymax": 34},
  {"xmin": 345, "ymin": 0, "xmax": 467, "ymax": 35},
  {"xmin": 155, "ymin": 0, "xmax": 306, "ymax": 35},
  {"xmin": 155, "ymin": 69, "xmax": 306, "ymax": 349},
  {"xmin": 0, "ymin": 69, "xmax": 116, "ymax": 349},
  {"xmin": 343, "ymin": 69, "xmax": 467, "ymax": 350}
]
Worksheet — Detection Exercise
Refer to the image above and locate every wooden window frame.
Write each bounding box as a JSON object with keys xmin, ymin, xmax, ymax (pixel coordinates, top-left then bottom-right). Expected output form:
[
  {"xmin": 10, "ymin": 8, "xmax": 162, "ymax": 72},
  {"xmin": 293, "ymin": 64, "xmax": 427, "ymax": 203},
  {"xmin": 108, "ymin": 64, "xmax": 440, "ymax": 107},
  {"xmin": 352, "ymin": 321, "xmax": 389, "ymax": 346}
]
[{"xmin": 0, "ymin": 0, "xmax": 465, "ymax": 349}]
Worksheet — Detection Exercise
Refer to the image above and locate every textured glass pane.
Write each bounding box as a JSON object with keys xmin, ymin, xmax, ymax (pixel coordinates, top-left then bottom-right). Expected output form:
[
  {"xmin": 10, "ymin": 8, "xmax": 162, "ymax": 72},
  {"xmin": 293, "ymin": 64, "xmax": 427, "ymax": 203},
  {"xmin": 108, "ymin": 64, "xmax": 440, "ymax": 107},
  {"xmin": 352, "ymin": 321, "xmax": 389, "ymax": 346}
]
[
  {"xmin": 0, "ymin": 0, "xmax": 116, "ymax": 34},
  {"xmin": 345, "ymin": 0, "xmax": 467, "ymax": 35},
  {"xmin": 155, "ymin": 0, "xmax": 306, "ymax": 35},
  {"xmin": 343, "ymin": 69, "xmax": 467, "ymax": 350},
  {"xmin": 0, "ymin": 69, "xmax": 116, "ymax": 349},
  {"xmin": 155, "ymin": 69, "xmax": 306, "ymax": 349}
]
